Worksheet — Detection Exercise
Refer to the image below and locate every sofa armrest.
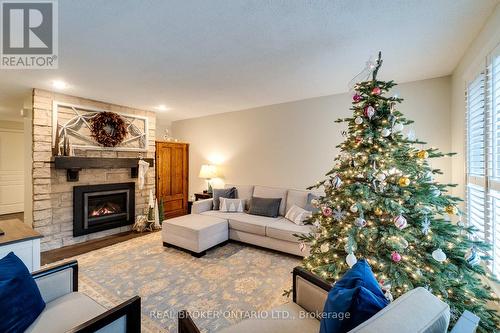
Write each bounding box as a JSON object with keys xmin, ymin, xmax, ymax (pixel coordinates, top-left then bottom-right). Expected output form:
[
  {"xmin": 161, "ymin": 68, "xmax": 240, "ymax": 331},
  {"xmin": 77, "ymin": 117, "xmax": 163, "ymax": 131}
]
[
  {"xmin": 69, "ymin": 296, "xmax": 141, "ymax": 333},
  {"xmin": 192, "ymin": 199, "xmax": 213, "ymax": 214},
  {"xmin": 32, "ymin": 260, "xmax": 78, "ymax": 303},
  {"xmin": 450, "ymin": 310, "xmax": 480, "ymax": 333},
  {"xmin": 178, "ymin": 310, "xmax": 201, "ymax": 333},
  {"xmin": 293, "ymin": 266, "xmax": 331, "ymax": 314}
]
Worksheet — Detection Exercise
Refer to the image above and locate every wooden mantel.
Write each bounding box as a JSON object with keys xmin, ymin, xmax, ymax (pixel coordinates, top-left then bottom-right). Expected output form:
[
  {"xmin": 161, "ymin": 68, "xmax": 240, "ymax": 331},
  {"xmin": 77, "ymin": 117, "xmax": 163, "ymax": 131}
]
[{"xmin": 53, "ymin": 156, "xmax": 154, "ymax": 182}]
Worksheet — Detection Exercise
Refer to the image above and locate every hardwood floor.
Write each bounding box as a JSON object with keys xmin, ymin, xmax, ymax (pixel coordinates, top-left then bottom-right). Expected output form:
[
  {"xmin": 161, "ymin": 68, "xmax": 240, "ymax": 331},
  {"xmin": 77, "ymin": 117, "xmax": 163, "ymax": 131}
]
[
  {"xmin": 41, "ymin": 230, "xmax": 159, "ymax": 265},
  {"xmin": 0, "ymin": 212, "xmax": 24, "ymax": 221}
]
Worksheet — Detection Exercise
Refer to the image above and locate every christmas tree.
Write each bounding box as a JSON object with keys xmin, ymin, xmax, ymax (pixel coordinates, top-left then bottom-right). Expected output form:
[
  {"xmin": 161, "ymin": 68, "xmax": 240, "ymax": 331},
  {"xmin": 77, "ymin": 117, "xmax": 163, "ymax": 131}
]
[{"xmin": 300, "ymin": 53, "xmax": 499, "ymax": 331}]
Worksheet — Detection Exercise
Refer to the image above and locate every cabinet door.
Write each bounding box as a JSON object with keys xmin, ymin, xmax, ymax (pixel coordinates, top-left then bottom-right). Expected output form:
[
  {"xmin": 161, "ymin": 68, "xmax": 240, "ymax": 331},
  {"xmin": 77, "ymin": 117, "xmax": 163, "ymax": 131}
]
[{"xmin": 156, "ymin": 143, "xmax": 188, "ymax": 218}]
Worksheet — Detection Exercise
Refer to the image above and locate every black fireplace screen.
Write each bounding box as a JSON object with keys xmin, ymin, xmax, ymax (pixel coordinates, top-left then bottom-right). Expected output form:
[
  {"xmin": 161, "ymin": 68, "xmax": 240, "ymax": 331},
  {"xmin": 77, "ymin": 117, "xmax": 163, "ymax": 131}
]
[{"xmin": 73, "ymin": 183, "xmax": 135, "ymax": 237}]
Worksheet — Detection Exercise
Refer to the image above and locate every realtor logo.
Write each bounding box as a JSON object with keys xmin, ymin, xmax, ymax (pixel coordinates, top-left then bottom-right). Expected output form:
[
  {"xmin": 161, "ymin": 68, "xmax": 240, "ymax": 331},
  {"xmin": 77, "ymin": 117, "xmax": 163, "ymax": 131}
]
[{"xmin": 1, "ymin": 0, "xmax": 58, "ymax": 68}]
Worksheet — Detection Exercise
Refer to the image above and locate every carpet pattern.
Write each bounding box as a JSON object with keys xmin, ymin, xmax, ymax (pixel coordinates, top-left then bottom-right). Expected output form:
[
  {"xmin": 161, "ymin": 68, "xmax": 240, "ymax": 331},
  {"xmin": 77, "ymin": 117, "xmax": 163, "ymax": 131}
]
[{"xmin": 57, "ymin": 232, "xmax": 301, "ymax": 332}]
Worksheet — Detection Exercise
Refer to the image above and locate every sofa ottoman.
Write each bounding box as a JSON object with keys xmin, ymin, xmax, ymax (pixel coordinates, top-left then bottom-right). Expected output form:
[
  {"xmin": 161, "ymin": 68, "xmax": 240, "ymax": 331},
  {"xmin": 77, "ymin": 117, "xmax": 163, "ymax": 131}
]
[{"xmin": 162, "ymin": 214, "xmax": 228, "ymax": 257}]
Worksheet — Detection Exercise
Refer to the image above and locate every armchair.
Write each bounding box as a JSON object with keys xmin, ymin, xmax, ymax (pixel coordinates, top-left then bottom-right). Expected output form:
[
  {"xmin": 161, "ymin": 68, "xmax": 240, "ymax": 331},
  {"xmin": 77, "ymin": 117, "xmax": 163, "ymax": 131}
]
[
  {"xmin": 179, "ymin": 266, "xmax": 480, "ymax": 333},
  {"xmin": 27, "ymin": 260, "xmax": 141, "ymax": 333}
]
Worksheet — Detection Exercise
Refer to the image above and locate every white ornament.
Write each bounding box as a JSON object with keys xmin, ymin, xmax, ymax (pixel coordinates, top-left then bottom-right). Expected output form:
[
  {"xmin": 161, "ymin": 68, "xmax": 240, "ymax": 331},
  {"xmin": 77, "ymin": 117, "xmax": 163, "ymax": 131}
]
[
  {"xmin": 350, "ymin": 204, "xmax": 359, "ymax": 213},
  {"xmin": 384, "ymin": 290, "xmax": 394, "ymax": 302},
  {"xmin": 354, "ymin": 217, "xmax": 367, "ymax": 228},
  {"xmin": 375, "ymin": 172, "xmax": 386, "ymax": 181},
  {"xmin": 354, "ymin": 117, "xmax": 364, "ymax": 125},
  {"xmin": 381, "ymin": 128, "xmax": 391, "ymax": 137},
  {"xmin": 364, "ymin": 106, "xmax": 376, "ymax": 119},
  {"xmin": 344, "ymin": 243, "xmax": 357, "ymax": 253},
  {"xmin": 299, "ymin": 242, "xmax": 306, "ymax": 253},
  {"xmin": 311, "ymin": 199, "xmax": 320, "ymax": 208},
  {"xmin": 392, "ymin": 122, "xmax": 404, "ymax": 133},
  {"xmin": 320, "ymin": 243, "xmax": 330, "ymax": 253},
  {"xmin": 430, "ymin": 187, "xmax": 441, "ymax": 197},
  {"xmin": 421, "ymin": 217, "xmax": 431, "ymax": 235},
  {"xmin": 406, "ymin": 129, "xmax": 416, "ymax": 141},
  {"xmin": 331, "ymin": 176, "xmax": 342, "ymax": 189},
  {"xmin": 393, "ymin": 215, "xmax": 408, "ymax": 230},
  {"xmin": 465, "ymin": 248, "xmax": 481, "ymax": 266},
  {"xmin": 432, "ymin": 248, "xmax": 447, "ymax": 263},
  {"xmin": 346, "ymin": 253, "xmax": 357, "ymax": 267}
]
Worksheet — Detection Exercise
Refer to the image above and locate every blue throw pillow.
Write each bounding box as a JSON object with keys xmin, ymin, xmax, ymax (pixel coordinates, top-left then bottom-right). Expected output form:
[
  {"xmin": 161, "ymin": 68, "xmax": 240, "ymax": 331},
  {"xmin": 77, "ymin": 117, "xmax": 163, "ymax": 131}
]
[
  {"xmin": 319, "ymin": 259, "xmax": 389, "ymax": 333},
  {"xmin": 0, "ymin": 252, "xmax": 46, "ymax": 332}
]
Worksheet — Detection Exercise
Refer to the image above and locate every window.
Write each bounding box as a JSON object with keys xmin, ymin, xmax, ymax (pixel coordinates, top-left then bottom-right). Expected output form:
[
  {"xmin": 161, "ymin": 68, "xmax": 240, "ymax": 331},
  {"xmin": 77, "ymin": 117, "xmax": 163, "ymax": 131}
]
[{"xmin": 466, "ymin": 45, "xmax": 500, "ymax": 276}]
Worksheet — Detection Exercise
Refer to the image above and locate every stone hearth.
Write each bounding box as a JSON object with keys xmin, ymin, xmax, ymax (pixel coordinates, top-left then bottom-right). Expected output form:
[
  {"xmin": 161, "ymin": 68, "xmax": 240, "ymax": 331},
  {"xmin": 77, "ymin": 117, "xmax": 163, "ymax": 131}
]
[{"xmin": 31, "ymin": 89, "xmax": 156, "ymax": 251}]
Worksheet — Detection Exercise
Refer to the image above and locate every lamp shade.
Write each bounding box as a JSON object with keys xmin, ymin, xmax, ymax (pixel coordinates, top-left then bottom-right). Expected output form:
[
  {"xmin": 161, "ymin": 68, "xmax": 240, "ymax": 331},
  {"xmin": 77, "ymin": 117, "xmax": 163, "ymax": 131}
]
[{"xmin": 198, "ymin": 164, "xmax": 218, "ymax": 179}]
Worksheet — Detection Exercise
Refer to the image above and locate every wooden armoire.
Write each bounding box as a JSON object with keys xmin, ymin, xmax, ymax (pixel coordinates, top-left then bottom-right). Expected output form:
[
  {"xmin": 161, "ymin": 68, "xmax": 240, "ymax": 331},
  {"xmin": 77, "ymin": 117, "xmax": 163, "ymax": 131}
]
[{"xmin": 155, "ymin": 141, "xmax": 189, "ymax": 219}]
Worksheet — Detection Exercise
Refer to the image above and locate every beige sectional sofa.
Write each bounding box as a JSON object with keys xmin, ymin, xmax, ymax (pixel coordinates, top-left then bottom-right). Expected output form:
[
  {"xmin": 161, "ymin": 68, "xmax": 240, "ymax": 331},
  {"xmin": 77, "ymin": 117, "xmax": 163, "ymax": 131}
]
[{"xmin": 192, "ymin": 184, "xmax": 317, "ymax": 256}]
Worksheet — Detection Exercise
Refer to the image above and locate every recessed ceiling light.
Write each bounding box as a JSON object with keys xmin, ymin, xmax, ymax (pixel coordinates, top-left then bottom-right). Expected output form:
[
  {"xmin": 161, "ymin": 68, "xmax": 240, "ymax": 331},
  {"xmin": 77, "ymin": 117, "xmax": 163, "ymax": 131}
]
[
  {"xmin": 155, "ymin": 104, "xmax": 170, "ymax": 111},
  {"xmin": 52, "ymin": 80, "xmax": 68, "ymax": 90}
]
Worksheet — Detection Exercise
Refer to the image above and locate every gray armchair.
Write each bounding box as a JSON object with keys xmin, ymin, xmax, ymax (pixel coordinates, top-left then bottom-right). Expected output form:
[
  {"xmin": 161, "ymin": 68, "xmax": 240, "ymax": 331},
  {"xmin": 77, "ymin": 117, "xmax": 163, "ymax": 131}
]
[
  {"xmin": 26, "ymin": 260, "xmax": 141, "ymax": 333},
  {"xmin": 179, "ymin": 266, "xmax": 480, "ymax": 333}
]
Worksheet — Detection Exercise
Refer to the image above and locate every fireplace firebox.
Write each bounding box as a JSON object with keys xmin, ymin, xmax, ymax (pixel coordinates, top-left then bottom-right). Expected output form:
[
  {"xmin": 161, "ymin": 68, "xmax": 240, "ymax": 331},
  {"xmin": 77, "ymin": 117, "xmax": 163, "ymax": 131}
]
[{"xmin": 73, "ymin": 182, "xmax": 135, "ymax": 237}]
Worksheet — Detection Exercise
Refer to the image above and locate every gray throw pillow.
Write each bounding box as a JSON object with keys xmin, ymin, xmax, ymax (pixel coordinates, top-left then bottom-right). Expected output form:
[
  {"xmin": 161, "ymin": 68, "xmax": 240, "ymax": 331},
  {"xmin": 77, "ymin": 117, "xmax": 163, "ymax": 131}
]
[
  {"xmin": 304, "ymin": 193, "xmax": 320, "ymax": 214},
  {"xmin": 212, "ymin": 187, "xmax": 236, "ymax": 210},
  {"xmin": 248, "ymin": 196, "xmax": 282, "ymax": 218}
]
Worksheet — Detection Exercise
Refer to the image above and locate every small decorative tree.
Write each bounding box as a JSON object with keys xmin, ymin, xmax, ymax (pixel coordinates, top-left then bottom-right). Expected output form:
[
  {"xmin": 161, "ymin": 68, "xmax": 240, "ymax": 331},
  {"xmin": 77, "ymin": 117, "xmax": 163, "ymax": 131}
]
[{"xmin": 300, "ymin": 53, "xmax": 499, "ymax": 331}]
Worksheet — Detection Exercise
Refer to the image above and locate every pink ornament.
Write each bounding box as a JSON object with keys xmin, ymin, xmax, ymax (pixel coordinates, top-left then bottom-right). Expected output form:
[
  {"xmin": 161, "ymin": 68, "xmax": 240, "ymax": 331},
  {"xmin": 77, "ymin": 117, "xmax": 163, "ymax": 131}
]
[
  {"xmin": 372, "ymin": 87, "xmax": 382, "ymax": 95},
  {"xmin": 391, "ymin": 251, "xmax": 402, "ymax": 263},
  {"xmin": 353, "ymin": 94, "xmax": 362, "ymax": 102},
  {"xmin": 364, "ymin": 106, "xmax": 376, "ymax": 119},
  {"xmin": 393, "ymin": 215, "xmax": 408, "ymax": 230},
  {"xmin": 322, "ymin": 206, "xmax": 333, "ymax": 217}
]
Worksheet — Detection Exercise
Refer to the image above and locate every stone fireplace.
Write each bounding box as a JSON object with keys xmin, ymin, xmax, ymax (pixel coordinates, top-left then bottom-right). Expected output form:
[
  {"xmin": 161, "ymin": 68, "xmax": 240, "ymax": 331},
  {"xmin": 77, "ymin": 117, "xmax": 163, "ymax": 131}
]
[
  {"xmin": 31, "ymin": 89, "xmax": 156, "ymax": 251},
  {"xmin": 73, "ymin": 182, "xmax": 135, "ymax": 237}
]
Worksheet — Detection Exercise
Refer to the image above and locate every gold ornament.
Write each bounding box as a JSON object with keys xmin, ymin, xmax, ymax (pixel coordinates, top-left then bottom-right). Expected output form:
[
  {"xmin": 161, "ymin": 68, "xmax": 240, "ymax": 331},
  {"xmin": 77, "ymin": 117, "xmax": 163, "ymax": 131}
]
[
  {"xmin": 417, "ymin": 150, "xmax": 429, "ymax": 159},
  {"xmin": 445, "ymin": 205, "xmax": 458, "ymax": 215},
  {"xmin": 374, "ymin": 207, "xmax": 383, "ymax": 216},
  {"xmin": 398, "ymin": 176, "xmax": 410, "ymax": 187}
]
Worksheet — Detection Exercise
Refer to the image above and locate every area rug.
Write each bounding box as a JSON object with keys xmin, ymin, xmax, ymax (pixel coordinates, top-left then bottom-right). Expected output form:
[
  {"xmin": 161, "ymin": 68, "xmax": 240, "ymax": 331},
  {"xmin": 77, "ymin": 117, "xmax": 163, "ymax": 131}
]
[{"xmin": 52, "ymin": 232, "xmax": 301, "ymax": 332}]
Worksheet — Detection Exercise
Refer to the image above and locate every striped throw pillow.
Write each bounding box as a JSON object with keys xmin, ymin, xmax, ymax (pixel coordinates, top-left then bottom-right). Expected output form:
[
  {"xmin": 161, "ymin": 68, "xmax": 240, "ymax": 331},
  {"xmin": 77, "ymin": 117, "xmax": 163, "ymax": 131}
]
[{"xmin": 285, "ymin": 205, "xmax": 312, "ymax": 225}]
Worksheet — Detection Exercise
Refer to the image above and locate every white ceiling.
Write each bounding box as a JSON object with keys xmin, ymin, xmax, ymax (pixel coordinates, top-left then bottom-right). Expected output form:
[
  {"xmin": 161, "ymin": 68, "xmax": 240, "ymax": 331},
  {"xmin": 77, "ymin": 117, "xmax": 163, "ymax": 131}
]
[{"xmin": 0, "ymin": 0, "xmax": 497, "ymax": 123}]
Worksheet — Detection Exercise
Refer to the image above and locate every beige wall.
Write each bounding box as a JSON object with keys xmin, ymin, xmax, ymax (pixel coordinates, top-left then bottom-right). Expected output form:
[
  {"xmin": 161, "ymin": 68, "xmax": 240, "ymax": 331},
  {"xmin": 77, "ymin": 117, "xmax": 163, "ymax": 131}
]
[
  {"xmin": 451, "ymin": 4, "xmax": 500, "ymax": 202},
  {"xmin": 173, "ymin": 76, "xmax": 452, "ymax": 197}
]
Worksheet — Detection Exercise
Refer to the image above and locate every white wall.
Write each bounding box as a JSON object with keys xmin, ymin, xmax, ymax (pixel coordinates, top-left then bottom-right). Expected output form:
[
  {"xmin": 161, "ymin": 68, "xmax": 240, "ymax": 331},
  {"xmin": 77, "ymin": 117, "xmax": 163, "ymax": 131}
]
[
  {"xmin": 173, "ymin": 76, "xmax": 452, "ymax": 197},
  {"xmin": 451, "ymin": 4, "xmax": 500, "ymax": 202},
  {"xmin": 0, "ymin": 120, "xmax": 25, "ymax": 215}
]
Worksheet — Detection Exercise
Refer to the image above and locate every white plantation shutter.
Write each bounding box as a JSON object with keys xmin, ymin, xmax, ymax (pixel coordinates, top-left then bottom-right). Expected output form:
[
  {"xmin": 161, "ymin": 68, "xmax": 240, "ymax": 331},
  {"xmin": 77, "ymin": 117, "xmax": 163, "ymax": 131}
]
[{"xmin": 466, "ymin": 45, "xmax": 500, "ymax": 276}]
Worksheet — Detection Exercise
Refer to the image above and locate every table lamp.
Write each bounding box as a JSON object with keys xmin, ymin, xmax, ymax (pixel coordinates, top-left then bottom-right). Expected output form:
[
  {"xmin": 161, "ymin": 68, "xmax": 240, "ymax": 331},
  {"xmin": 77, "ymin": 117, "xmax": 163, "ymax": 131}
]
[{"xmin": 198, "ymin": 164, "xmax": 218, "ymax": 194}]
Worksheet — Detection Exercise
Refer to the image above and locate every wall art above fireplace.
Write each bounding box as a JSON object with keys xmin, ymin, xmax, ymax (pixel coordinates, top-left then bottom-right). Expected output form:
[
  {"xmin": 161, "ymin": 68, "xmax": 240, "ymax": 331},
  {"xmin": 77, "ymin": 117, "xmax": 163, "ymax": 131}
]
[
  {"xmin": 52, "ymin": 101, "xmax": 149, "ymax": 152},
  {"xmin": 73, "ymin": 182, "xmax": 135, "ymax": 237}
]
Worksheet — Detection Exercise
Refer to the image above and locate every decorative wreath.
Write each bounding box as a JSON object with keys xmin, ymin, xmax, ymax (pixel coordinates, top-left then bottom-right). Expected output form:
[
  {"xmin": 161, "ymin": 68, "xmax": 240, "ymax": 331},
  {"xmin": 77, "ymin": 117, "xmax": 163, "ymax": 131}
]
[{"xmin": 90, "ymin": 112, "xmax": 128, "ymax": 147}]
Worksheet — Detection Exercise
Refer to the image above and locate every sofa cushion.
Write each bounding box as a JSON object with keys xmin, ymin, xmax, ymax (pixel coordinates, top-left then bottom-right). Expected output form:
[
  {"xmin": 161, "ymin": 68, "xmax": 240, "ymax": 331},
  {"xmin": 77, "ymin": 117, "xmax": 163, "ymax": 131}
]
[
  {"xmin": 248, "ymin": 197, "xmax": 282, "ymax": 218},
  {"xmin": 25, "ymin": 292, "xmax": 106, "ymax": 333},
  {"xmin": 253, "ymin": 185, "xmax": 288, "ymax": 216},
  {"xmin": 286, "ymin": 189, "xmax": 311, "ymax": 213},
  {"xmin": 212, "ymin": 187, "xmax": 236, "ymax": 210},
  {"xmin": 266, "ymin": 219, "xmax": 313, "ymax": 243},
  {"xmin": 304, "ymin": 193, "xmax": 321, "ymax": 214},
  {"xmin": 285, "ymin": 204, "xmax": 312, "ymax": 225},
  {"xmin": 201, "ymin": 211, "xmax": 283, "ymax": 236},
  {"xmin": 225, "ymin": 184, "xmax": 254, "ymax": 210},
  {"xmin": 218, "ymin": 302, "xmax": 320, "ymax": 333},
  {"xmin": 0, "ymin": 252, "xmax": 46, "ymax": 333},
  {"xmin": 349, "ymin": 287, "xmax": 450, "ymax": 333},
  {"xmin": 219, "ymin": 198, "xmax": 245, "ymax": 212}
]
